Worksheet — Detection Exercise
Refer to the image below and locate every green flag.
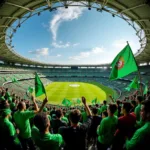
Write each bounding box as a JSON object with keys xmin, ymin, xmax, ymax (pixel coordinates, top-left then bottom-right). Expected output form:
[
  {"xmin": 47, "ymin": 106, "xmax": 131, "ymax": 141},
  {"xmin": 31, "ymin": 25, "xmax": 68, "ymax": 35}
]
[
  {"xmin": 143, "ymin": 85, "xmax": 148, "ymax": 95},
  {"xmin": 4, "ymin": 77, "xmax": 7, "ymax": 82},
  {"xmin": 91, "ymin": 97, "xmax": 97, "ymax": 104},
  {"xmin": 35, "ymin": 73, "xmax": 46, "ymax": 97},
  {"xmin": 110, "ymin": 44, "xmax": 138, "ymax": 80},
  {"xmin": 62, "ymin": 98, "xmax": 72, "ymax": 107},
  {"xmin": 125, "ymin": 76, "xmax": 139, "ymax": 91},
  {"xmin": 27, "ymin": 86, "xmax": 34, "ymax": 94},
  {"xmin": 76, "ymin": 98, "xmax": 81, "ymax": 104},
  {"xmin": 62, "ymin": 98, "xmax": 68, "ymax": 105},
  {"xmin": 12, "ymin": 77, "xmax": 18, "ymax": 83}
]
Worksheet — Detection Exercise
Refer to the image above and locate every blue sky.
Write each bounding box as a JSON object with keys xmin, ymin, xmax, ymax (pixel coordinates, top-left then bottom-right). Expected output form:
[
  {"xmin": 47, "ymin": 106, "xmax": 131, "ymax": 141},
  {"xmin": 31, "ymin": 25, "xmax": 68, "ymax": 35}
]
[{"xmin": 12, "ymin": 7, "xmax": 140, "ymax": 64}]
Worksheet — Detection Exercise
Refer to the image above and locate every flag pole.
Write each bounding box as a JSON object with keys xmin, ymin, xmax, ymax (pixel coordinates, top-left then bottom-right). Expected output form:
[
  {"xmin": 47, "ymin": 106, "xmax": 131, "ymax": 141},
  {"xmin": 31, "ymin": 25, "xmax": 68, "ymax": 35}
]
[
  {"xmin": 126, "ymin": 41, "xmax": 143, "ymax": 96},
  {"xmin": 137, "ymin": 70, "xmax": 143, "ymax": 96}
]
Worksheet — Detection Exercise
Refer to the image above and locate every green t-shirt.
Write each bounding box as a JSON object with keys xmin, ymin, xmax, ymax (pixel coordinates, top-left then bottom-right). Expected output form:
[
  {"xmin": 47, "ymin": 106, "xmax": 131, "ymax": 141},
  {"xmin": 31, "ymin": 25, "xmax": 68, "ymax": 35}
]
[
  {"xmin": 0, "ymin": 96, "xmax": 5, "ymax": 101},
  {"xmin": 0, "ymin": 117, "xmax": 20, "ymax": 145},
  {"xmin": 134, "ymin": 104, "xmax": 141, "ymax": 121},
  {"xmin": 97, "ymin": 116, "xmax": 118, "ymax": 145},
  {"xmin": 13, "ymin": 110, "xmax": 35, "ymax": 138},
  {"xmin": 126, "ymin": 122, "xmax": 150, "ymax": 150},
  {"xmin": 98, "ymin": 105, "xmax": 107, "ymax": 115},
  {"xmin": 82, "ymin": 111, "xmax": 87, "ymax": 123},
  {"xmin": 32, "ymin": 126, "xmax": 63, "ymax": 150},
  {"xmin": 5, "ymin": 91, "xmax": 10, "ymax": 99},
  {"xmin": 10, "ymin": 102, "xmax": 16, "ymax": 110},
  {"xmin": 61, "ymin": 116, "xmax": 69, "ymax": 124}
]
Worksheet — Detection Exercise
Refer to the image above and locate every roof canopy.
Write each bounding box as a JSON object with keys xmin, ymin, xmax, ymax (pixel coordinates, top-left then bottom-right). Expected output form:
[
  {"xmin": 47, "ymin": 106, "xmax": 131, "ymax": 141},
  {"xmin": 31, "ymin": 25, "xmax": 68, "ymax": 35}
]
[{"xmin": 0, "ymin": 0, "xmax": 150, "ymax": 67}]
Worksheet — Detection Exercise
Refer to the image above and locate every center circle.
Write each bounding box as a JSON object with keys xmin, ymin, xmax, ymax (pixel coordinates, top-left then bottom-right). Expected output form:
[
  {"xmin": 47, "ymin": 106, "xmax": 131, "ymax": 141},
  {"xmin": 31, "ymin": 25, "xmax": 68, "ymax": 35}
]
[{"xmin": 69, "ymin": 84, "xmax": 80, "ymax": 87}]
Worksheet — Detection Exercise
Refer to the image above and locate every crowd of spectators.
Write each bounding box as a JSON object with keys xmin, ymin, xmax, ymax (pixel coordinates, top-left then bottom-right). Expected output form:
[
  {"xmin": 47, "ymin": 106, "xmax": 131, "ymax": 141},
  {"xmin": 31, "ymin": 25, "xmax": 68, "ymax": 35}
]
[{"xmin": 0, "ymin": 87, "xmax": 150, "ymax": 150}]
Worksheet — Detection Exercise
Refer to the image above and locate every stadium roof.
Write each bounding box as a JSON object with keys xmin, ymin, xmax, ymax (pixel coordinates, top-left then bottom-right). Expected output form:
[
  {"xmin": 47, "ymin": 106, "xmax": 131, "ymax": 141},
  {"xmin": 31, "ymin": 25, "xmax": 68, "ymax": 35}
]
[{"xmin": 0, "ymin": 0, "xmax": 150, "ymax": 67}]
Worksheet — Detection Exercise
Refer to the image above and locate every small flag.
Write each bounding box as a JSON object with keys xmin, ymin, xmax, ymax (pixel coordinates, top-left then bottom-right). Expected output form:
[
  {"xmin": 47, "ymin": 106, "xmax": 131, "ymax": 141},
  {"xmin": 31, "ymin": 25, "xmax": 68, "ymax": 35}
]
[
  {"xmin": 91, "ymin": 97, "xmax": 97, "ymax": 104},
  {"xmin": 143, "ymin": 84, "xmax": 148, "ymax": 95},
  {"xmin": 35, "ymin": 73, "xmax": 46, "ymax": 97},
  {"xmin": 27, "ymin": 86, "xmax": 34, "ymax": 94},
  {"xmin": 62, "ymin": 98, "xmax": 72, "ymax": 107},
  {"xmin": 4, "ymin": 77, "xmax": 7, "ymax": 82},
  {"xmin": 110, "ymin": 44, "xmax": 138, "ymax": 80},
  {"xmin": 76, "ymin": 98, "xmax": 81, "ymax": 104},
  {"xmin": 125, "ymin": 76, "xmax": 139, "ymax": 91},
  {"xmin": 12, "ymin": 77, "xmax": 18, "ymax": 83}
]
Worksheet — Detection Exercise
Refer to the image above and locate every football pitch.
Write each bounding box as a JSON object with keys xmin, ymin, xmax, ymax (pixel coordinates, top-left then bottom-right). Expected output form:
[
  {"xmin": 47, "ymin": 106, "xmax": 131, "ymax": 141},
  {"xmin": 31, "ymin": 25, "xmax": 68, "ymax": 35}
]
[{"xmin": 37, "ymin": 82, "xmax": 117, "ymax": 105}]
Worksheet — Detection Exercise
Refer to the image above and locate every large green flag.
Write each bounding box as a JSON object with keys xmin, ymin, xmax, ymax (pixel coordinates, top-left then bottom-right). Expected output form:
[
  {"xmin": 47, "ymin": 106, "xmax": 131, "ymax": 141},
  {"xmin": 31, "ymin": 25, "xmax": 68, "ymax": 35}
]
[
  {"xmin": 110, "ymin": 44, "xmax": 138, "ymax": 80},
  {"xmin": 125, "ymin": 76, "xmax": 139, "ymax": 91},
  {"xmin": 35, "ymin": 73, "xmax": 46, "ymax": 97}
]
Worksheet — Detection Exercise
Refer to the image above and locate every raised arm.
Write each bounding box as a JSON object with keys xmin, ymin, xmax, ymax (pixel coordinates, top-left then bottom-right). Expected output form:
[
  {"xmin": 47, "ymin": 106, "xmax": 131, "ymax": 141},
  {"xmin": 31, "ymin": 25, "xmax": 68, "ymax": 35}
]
[
  {"xmin": 82, "ymin": 96, "xmax": 92, "ymax": 116},
  {"xmin": 31, "ymin": 95, "xmax": 39, "ymax": 111}
]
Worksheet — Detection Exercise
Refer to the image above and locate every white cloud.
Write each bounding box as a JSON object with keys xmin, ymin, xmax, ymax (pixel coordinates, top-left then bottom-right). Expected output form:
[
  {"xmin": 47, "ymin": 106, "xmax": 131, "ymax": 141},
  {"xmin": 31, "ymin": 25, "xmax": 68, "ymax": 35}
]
[
  {"xmin": 56, "ymin": 54, "xmax": 61, "ymax": 57},
  {"xmin": 91, "ymin": 47, "xmax": 104, "ymax": 54},
  {"xmin": 73, "ymin": 43, "xmax": 80, "ymax": 47},
  {"xmin": 52, "ymin": 41, "xmax": 70, "ymax": 48},
  {"xmin": 50, "ymin": 7, "xmax": 85, "ymax": 41},
  {"xmin": 51, "ymin": 41, "xmax": 80, "ymax": 48},
  {"xmin": 69, "ymin": 47, "xmax": 104, "ymax": 60},
  {"xmin": 28, "ymin": 48, "xmax": 49, "ymax": 56}
]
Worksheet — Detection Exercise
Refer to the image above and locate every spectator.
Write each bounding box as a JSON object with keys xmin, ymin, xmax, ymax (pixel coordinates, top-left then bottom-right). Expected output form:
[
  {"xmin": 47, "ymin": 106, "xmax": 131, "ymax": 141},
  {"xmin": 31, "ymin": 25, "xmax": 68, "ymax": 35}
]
[
  {"xmin": 32, "ymin": 112, "xmax": 63, "ymax": 150},
  {"xmin": 13, "ymin": 96, "xmax": 48, "ymax": 150},
  {"xmin": 112, "ymin": 102, "xmax": 136, "ymax": 150},
  {"xmin": 50, "ymin": 107, "xmax": 56, "ymax": 116},
  {"xmin": 126, "ymin": 100, "xmax": 150, "ymax": 150},
  {"xmin": 135, "ymin": 96, "xmax": 143, "ymax": 121},
  {"xmin": 102, "ymin": 110, "xmax": 108, "ymax": 119},
  {"xmin": 0, "ymin": 91, "xmax": 5, "ymax": 101},
  {"xmin": 59, "ymin": 97, "xmax": 92, "ymax": 150},
  {"xmin": 61, "ymin": 110, "xmax": 69, "ymax": 124},
  {"xmin": 5, "ymin": 88, "xmax": 11, "ymax": 99},
  {"xmin": 97, "ymin": 104, "xmax": 118, "ymax": 150},
  {"xmin": 116, "ymin": 100, "xmax": 121, "ymax": 117},
  {"xmin": 0, "ymin": 109, "xmax": 22, "ymax": 150},
  {"xmin": 98, "ymin": 100, "xmax": 107, "ymax": 115},
  {"xmin": 88, "ymin": 107, "xmax": 102, "ymax": 146},
  {"xmin": 130, "ymin": 100, "xmax": 136, "ymax": 113},
  {"xmin": 51, "ymin": 109, "xmax": 67, "ymax": 133}
]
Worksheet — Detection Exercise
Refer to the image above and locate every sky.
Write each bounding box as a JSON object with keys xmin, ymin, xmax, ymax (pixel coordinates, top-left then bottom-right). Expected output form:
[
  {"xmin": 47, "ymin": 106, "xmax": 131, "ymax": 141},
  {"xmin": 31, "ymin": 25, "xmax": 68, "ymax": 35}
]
[{"xmin": 12, "ymin": 6, "xmax": 140, "ymax": 65}]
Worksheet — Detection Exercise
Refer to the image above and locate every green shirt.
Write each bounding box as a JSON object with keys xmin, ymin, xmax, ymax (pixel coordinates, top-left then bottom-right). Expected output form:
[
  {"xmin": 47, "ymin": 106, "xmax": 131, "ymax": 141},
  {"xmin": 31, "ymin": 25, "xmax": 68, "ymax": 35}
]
[
  {"xmin": 10, "ymin": 102, "xmax": 16, "ymax": 110},
  {"xmin": 61, "ymin": 116, "xmax": 69, "ymax": 124},
  {"xmin": 82, "ymin": 111, "xmax": 87, "ymax": 123},
  {"xmin": 13, "ymin": 110, "xmax": 35, "ymax": 138},
  {"xmin": 32, "ymin": 126, "xmax": 63, "ymax": 150},
  {"xmin": 98, "ymin": 105, "xmax": 107, "ymax": 115},
  {"xmin": 126, "ymin": 122, "xmax": 150, "ymax": 150},
  {"xmin": 97, "ymin": 116, "xmax": 118, "ymax": 145},
  {"xmin": 5, "ymin": 91, "xmax": 10, "ymax": 98},
  {"xmin": 0, "ymin": 96, "xmax": 5, "ymax": 101},
  {"xmin": 0, "ymin": 117, "xmax": 20, "ymax": 145},
  {"xmin": 134, "ymin": 104, "xmax": 141, "ymax": 121}
]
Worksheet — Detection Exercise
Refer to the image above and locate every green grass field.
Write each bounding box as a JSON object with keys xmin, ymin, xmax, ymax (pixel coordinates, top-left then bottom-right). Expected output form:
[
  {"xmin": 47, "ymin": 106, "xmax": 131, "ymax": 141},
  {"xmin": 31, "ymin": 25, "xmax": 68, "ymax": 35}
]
[{"xmin": 38, "ymin": 82, "xmax": 118, "ymax": 105}]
